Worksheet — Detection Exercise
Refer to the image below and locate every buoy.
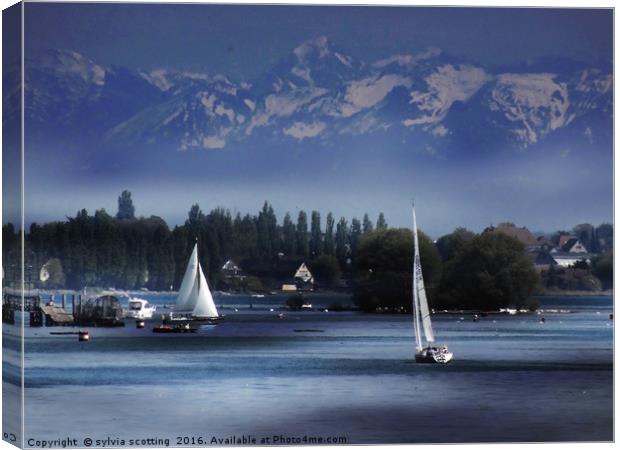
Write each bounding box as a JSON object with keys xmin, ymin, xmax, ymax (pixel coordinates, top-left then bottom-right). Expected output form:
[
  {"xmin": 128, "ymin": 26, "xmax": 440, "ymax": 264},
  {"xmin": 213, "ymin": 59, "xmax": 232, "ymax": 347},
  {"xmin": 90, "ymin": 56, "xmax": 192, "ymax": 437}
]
[
  {"xmin": 136, "ymin": 320, "xmax": 145, "ymax": 329},
  {"xmin": 540, "ymin": 317, "xmax": 546, "ymax": 323},
  {"xmin": 78, "ymin": 330, "xmax": 90, "ymax": 342}
]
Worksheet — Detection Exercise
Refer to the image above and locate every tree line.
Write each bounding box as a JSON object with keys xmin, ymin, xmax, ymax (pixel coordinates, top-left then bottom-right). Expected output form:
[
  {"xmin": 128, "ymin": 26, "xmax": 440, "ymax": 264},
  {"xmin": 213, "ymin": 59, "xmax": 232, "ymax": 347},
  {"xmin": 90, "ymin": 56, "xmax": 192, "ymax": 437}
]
[
  {"xmin": 2, "ymin": 191, "xmax": 611, "ymax": 312},
  {"xmin": 352, "ymin": 221, "xmax": 613, "ymax": 312},
  {"xmin": 2, "ymin": 191, "xmax": 389, "ymax": 291}
]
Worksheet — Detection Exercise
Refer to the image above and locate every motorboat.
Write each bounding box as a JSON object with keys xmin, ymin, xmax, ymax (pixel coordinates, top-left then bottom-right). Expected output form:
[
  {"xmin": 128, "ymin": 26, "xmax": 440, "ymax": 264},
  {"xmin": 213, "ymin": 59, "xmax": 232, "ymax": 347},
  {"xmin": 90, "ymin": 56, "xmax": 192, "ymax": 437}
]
[{"xmin": 124, "ymin": 298, "xmax": 156, "ymax": 319}]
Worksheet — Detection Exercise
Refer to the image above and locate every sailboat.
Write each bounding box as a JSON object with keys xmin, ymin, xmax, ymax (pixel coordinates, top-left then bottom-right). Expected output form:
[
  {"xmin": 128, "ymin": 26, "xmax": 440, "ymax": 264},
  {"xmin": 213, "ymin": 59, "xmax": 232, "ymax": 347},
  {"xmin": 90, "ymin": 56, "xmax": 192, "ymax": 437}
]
[
  {"xmin": 412, "ymin": 205, "xmax": 453, "ymax": 364},
  {"xmin": 170, "ymin": 242, "xmax": 221, "ymax": 322}
]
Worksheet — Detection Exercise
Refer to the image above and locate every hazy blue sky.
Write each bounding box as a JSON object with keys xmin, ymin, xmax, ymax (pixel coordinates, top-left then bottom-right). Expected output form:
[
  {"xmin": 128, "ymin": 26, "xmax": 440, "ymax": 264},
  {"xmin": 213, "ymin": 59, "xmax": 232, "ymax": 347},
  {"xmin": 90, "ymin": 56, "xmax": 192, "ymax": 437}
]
[{"xmin": 25, "ymin": 4, "xmax": 612, "ymax": 81}]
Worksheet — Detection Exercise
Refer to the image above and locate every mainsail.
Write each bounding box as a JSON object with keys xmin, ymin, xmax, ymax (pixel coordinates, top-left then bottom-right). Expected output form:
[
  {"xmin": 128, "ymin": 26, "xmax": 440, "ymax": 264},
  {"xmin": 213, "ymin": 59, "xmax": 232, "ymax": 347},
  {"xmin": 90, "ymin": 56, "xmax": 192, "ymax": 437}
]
[
  {"xmin": 175, "ymin": 244, "xmax": 199, "ymax": 311},
  {"xmin": 175, "ymin": 243, "xmax": 219, "ymax": 317},
  {"xmin": 412, "ymin": 205, "xmax": 435, "ymax": 349}
]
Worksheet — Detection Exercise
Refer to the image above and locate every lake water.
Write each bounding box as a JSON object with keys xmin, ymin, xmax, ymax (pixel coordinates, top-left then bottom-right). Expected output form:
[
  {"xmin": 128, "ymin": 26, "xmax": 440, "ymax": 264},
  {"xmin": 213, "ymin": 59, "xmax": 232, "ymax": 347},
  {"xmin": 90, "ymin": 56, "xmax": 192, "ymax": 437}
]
[{"xmin": 3, "ymin": 294, "xmax": 613, "ymax": 446}]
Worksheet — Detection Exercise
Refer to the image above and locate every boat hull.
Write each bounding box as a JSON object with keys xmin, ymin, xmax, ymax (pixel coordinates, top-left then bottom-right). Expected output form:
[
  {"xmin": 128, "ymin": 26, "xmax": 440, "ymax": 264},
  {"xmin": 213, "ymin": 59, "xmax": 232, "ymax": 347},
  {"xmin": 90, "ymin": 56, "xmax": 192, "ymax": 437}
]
[
  {"xmin": 152, "ymin": 325, "xmax": 196, "ymax": 333},
  {"xmin": 168, "ymin": 313, "xmax": 224, "ymax": 324},
  {"xmin": 124, "ymin": 308, "xmax": 156, "ymax": 320},
  {"xmin": 415, "ymin": 349, "xmax": 453, "ymax": 364}
]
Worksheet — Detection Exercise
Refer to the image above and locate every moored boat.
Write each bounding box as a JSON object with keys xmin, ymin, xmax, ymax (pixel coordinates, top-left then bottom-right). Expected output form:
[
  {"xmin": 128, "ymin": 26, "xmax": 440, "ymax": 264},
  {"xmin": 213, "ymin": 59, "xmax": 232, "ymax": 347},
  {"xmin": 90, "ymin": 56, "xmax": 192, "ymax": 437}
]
[
  {"xmin": 124, "ymin": 298, "xmax": 156, "ymax": 319},
  {"xmin": 152, "ymin": 323, "xmax": 197, "ymax": 333},
  {"xmin": 170, "ymin": 241, "xmax": 222, "ymax": 323}
]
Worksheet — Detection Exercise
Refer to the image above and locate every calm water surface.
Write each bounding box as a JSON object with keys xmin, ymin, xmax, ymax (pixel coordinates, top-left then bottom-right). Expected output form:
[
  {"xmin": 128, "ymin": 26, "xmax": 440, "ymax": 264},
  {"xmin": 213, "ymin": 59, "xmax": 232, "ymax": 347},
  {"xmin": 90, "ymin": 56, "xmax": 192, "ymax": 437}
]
[{"xmin": 3, "ymin": 294, "xmax": 613, "ymax": 445}]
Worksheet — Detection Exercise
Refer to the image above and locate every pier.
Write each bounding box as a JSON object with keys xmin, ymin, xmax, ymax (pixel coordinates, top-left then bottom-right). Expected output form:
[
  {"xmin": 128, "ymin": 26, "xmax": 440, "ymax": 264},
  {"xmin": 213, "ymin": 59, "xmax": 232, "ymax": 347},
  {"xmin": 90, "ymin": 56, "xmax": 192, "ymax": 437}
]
[{"xmin": 2, "ymin": 290, "xmax": 124, "ymax": 327}]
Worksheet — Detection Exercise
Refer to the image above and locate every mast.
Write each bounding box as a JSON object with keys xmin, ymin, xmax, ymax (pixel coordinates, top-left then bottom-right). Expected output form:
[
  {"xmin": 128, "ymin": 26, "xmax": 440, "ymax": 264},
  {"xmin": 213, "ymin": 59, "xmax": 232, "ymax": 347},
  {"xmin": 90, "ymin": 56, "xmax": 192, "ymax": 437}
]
[{"xmin": 196, "ymin": 239, "xmax": 200, "ymax": 293}]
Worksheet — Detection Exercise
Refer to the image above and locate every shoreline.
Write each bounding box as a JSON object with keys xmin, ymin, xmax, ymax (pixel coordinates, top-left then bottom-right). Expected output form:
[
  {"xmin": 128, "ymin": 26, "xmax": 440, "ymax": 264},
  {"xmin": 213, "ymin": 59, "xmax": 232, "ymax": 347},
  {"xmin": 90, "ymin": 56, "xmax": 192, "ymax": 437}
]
[
  {"xmin": 534, "ymin": 289, "xmax": 613, "ymax": 297},
  {"xmin": 31, "ymin": 288, "xmax": 614, "ymax": 297}
]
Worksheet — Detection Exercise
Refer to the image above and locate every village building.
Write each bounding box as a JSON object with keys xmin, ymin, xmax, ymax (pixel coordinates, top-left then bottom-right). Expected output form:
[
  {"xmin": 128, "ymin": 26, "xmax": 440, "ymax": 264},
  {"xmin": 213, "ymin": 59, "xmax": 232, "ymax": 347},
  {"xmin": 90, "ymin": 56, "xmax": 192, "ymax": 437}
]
[
  {"xmin": 281, "ymin": 284, "xmax": 297, "ymax": 292},
  {"xmin": 281, "ymin": 262, "xmax": 315, "ymax": 292},
  {"xmin": 486, "ymin": 223, "xmax": 540, "ymax": 250},
  {"xmin": 550, "ymin": 237, "xmax": 591, "ymax": 267},
  {"xmin": 535, "ymin": 236, "xmax": 555, "ymax": 252},
  {"xmin": 557, "ymin": 238, "xmax": 588, "ymax": 254},
  {"xmin": 221, "ymin": 259, "xmax": 243, "ymax": 278},
  {"xmin": 557, "ymin": 234, "xmax": 577, "ymax": 249},
  {"xmin": 294, "ymin": 263, "xmax": 314, "ymax": 291}
]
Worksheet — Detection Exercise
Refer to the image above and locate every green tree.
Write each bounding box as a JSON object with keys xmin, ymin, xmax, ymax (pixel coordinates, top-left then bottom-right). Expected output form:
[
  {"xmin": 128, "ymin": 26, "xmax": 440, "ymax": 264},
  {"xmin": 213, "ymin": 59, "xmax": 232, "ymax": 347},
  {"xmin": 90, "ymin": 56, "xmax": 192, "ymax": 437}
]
[
  {"xmin": 186, "ymin": 204, "xmax": 204, "ymax": 237},
  {"xmin": 310, "ymin": 211, "xmax": 322, "ymax": 257},
  {"xmin": 376, "ymin": 212, "xmax": 387, "ymax": 230},
  {"xmin": 591, "ymin": 251, "xmax": 613, "ymax": 289},
  {"xmin": 435, "ymin": 227, "xmax": 475, "ymax": 262},
  {"xmin": 281, "ymin": 212, "xmax": 296, "ymax": 255},
  {"xmin": 296, "ymin": 211, "xmax": 309, "ymax": 258},
  {"xmin": 324, "ymin": 212, "xmax": 335, "ymax": 255},
  {"xmin": 286, "ymin": 293, "xmax": 305, "ymax": 311},
  {"xmin": 335, "ymin": 217, "xmax": 349, "ymax": 267},
  {"xmin": 349, "ymin": 217, "xmax": 362, "ymax": 260},
  {"xmin": 352, "ymin": 228, "xmax": 441, "ymax": 312},
  {"xmin": 116, "ymin": 190, "xmax": 135, "ymax": 220},
  {"xmin": 257, "ymin": 201, "xmax": 277, "ymax": 257},
  {"xmin": 362, "ymin": 213, "xmax": 374, "ymax": 234},
  {"xmin": 232, "ymin": 213, "xmax": 258, "ymax": 260},
  {"xmin": 310, "ymin": 255, "xmax": 341, "ymax": 287},
  {"xmin": 438, "ymin": 232, "xmax": 539, "ymax": 310},
  {"xmin": 573, "ymin": 223, "xmax": 595, "ymax": 252},
  {"xmin": 595, "ymin": 223, "xmax": 613, "ymax": 253}
]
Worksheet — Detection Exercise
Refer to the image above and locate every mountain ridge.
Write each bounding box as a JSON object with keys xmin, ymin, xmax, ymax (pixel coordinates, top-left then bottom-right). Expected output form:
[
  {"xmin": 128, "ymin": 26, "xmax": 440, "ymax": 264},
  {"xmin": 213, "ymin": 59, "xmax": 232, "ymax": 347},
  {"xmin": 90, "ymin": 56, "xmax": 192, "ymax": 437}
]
[{"xmin": 9, "ymin": 37, "xmax": 612, "ymax": 156}]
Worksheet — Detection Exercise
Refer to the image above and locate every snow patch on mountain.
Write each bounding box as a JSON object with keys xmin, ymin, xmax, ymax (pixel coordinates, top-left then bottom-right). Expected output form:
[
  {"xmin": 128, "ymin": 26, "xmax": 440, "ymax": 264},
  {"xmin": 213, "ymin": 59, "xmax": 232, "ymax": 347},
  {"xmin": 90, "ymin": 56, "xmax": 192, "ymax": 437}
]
[
  {"xmin": 333, "ymin": 74, "xmax": 412, "ymax": 118},
  {"xmin": 202, "ymin": 135, "xmax": 227, "ymax": 149},
  {"xmin": 291, "ymin": 65, "xmax": 313, "ymax": 84},
  {"xmin": 431, "ymin": 124, "xmax": 449, "ymax": 137},
  {"xmin": 283, "ymin": 121, "xmax": 326, "ymax": 140},
  {"xmin": 293, "ymin": 36, "xmax": 331, "ymax": 62},
  {"xmin": 334, "ymin": 52, "xmax": 353, "ymax": 68},
  {"xmin": 575, "ymin": 69, "xmax": 612, "ymax": 94},
  {"xmin": 489, "ymin": 73, "xmax": 569, "ymax": 145},
  {"xmin": 182, "ymin": 128, "xmax": 231, "ymax": 150},
  {"xmin": 373, "ymin": 47, "xmax": 442, "ymax": 68},
  {"xmin": 244, "ymin": 99, "xmax": 256, "ymax": 111},
  {"xmin": 141, "ymin": 69, "xmax": 173, "ymax": 91},
  {"xmin": 403, "ymin": 64, "xmax": 490, "ymax": 127},
  {"xmin": 247, "ymin": 87, "xmax": 328, "ymax": 134},
  {"xmin": 33, "ymin": 49, "xmax": 107, "ymax": 88},
  {"xmin": 339, "ymin": 112, "xmax": 388, "ymax": 135}
]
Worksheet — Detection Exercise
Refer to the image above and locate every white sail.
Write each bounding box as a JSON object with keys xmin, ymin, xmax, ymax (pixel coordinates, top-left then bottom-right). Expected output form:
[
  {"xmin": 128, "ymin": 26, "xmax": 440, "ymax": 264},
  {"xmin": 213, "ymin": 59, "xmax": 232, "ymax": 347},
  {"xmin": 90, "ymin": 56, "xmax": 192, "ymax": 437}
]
[
  {"xmin": 412, "ymin": 205, "xmax": 435, "ymax": 345},
  {"xmin": 175, "ymin": 244, "xmax": 199, "ymax": 311},
  {"xmin": 192, "ymin": 262, "xmax": 219, "ymax": 318}
]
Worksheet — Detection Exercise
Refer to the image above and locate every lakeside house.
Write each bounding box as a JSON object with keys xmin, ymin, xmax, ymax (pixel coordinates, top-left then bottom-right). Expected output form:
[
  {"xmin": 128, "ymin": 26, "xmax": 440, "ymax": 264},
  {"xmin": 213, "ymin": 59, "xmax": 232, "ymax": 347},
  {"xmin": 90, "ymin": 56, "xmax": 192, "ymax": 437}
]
[
  {"xmin": 221, "ymin": 259, "xmax": 243, "ymax": 278},
  {"xmin": 280, "ymin": 262, "xmax": 315, "ymax": 292},
  {"xmin": 486, "ymin": 223, "xmax": 539, "ymax": 250},
  {"xmin": 294, "ymin": 263, "xmax": 314, "ymax": 291},
  {"xmin": 488, "ymin": 223, "xmax": 594, "ymax": 270},
  {"xmin": 550, "ymin": 237, "xmax": 591, "ymax": 267}
]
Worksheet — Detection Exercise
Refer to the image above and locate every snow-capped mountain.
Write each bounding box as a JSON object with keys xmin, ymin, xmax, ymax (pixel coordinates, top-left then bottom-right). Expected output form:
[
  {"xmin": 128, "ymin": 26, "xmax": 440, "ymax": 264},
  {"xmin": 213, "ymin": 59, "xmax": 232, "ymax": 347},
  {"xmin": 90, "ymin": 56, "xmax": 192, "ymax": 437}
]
[{"xmin": 10, "ymin": 37, "xmax": 612, "ymax": 155}]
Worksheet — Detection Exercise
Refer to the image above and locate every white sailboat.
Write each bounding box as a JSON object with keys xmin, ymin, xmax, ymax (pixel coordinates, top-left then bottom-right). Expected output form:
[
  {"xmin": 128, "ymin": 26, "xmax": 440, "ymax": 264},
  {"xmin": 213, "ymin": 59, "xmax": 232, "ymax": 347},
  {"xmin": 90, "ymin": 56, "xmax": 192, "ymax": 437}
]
[
  {"xmin": 412, "ymin": 205, "xmax": 453, "ymax": 364},
  {"xmin": 171, "ymin": 242, "xmax": 220, "ymax": 321}
]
